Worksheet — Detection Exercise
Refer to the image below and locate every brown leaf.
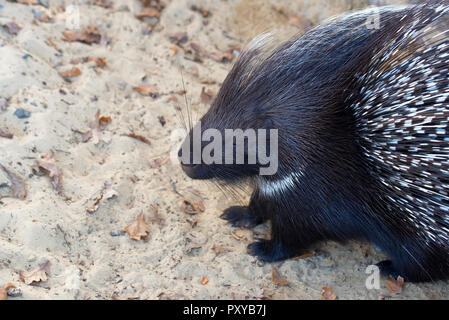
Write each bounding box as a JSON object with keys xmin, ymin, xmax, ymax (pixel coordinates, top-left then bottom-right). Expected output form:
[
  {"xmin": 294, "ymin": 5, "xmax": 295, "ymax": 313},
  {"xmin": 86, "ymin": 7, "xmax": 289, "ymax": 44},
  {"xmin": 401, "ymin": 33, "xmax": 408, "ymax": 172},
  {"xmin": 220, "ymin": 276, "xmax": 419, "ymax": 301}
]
[
  {"xmin": 0, "ymin": 164, "xmax": 26, "ymax": 200},
  {"xmin": 60, "ymin": 67, "xmax": 81, "ymax": 78},
  {"xmin": 3, "ymin": 22, "xmax": 22, "ymax": 35},
  {"xmin": 182, "ymin": 200, "xmax": 205, "ymax": 215},
  {"xmin": 201, "ymin": 277, "xmax": 209, "ymax": 285},
  {"xmin": 133, "ymin": 85, "xmax": 159, "ymax": 98},
  {"xmin": 0, "ymin": 283, "xmax": 15, "ymax": 300},
  {"xmin": 149, "ymin": 156, "xmax": 170, "ymax": 168},
  {"xmin": 211, "ymin": 244, "xmax": 229, "ymax": 255},
  {"xmin": 124, "ymin": 213, "xmax": 151, "ymax": 240},
  {"xmin": 12, "ymin": 0, "xmax": 39, "ymax": 4},
  {"xmin": 200, "ymin": 87, "xmax": 214, "ymax": 104},
  {"xmin": 271, "ymin": 267, "xmax": 288, "ymax": 286},
  {"xmin": 168, "ymin": 46, "xmax": 178, "ymax": 57},
  {"xmin": 20, "ymin": 261, "xmax": 51, "ymax": 285},
  {"xmin": 63, "ymin": 25, "xmax": 102, "ymax": 45},
  {"xmin": 137, "ymin": 8, "xmax": 161, "ymax": 19},
  {"xmin": 125, "ymin": 133, "xmax": 151, "ymax": 145},
  {"xmin": 0, "ymin": 128, "xmax": 13, "ymax": 139},
  {"xmin": 87, "ymin": 57, "xmax": 107, "ymax": 68},
  {"xmin": 37, "ymin": 151, "xmax": 63, "ymax": 193},
  {"xmin": 386, "ymin": 276, "xmax": 405, "ymax": 294},
  {"xmin": 321, "ymin": 286, "xmax": 337, "ymax": 300},
  {"xmin": 81, "ymin": 110, "xmax": 113, "ymax": 144},
  {"xmin": 208, "ymin": 47, "xmax": 237, "ymax": 63}
]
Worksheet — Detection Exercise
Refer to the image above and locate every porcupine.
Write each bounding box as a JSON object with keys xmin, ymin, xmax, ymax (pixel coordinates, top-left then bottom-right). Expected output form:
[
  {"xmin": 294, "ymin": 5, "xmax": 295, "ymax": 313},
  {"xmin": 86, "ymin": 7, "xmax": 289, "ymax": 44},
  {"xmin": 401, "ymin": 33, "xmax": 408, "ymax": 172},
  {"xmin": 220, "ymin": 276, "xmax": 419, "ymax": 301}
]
[{"xmin": 178, "ymin": 1, "xmax": 449, "ymax": 282}]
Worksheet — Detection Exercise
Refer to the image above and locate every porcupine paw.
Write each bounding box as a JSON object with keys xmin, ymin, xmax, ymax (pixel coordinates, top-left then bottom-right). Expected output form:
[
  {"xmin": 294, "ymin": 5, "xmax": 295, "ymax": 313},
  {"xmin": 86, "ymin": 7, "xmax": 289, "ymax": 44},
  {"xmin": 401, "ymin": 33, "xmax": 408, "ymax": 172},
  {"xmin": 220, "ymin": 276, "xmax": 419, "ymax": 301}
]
[
  {"xmin": 376, "ymin": 260, "xmax": 408, "ymax": 281},
  {"xmin": 247, "ymin": 239, "xmax": 301, "ymax": 262},
  {"xmin": 220, "ymin": 206, "xmax": 263, "ymax": 229}
]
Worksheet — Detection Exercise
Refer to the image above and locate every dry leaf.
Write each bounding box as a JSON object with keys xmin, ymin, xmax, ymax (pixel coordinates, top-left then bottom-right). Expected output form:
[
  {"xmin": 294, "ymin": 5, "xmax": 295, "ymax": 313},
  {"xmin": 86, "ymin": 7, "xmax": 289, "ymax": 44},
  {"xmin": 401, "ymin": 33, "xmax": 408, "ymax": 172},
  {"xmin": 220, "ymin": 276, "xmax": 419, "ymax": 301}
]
[
  {"xmin": 321, "ymin": 286, "xmax": 337, "ymax": 300},
  {"xmin": 81, "ymin": 110, "xmax": 113, "ymax": 145},
  {"xmin": 87, "ymin": 57, "xmax": 107, "ymax": 68},
  {"xmin": 124, "ymin": 213, "xmax": 151, "ymax": 240},
  {"xmin": 0, "ymin": 164, "xmax": 26, "ymax": 200},
  {"xmin": 11, "ymin": 0, "xmax": 39, "ymax": 4},
  {"xmin": 386, "ymin": 276, "xmax": 405, "ymax": 294},
  {"xmin": 271, "ymin": 267, "xmax": 288, "ymax": 286},
  {"xmin": 182, "ymin": 200, "xmax": 205, "ymax": 215},
  {"xmin": 3, "ymin": 21, "xmax": 22, "ymax": 35},
  {"xmin": 20, "ymin": 261, "xmax": 51, "ymax": 285},
  {"xmin": 133, "ymin": 85, "xmax": 159, "ymax": 98},
  {"xmin": 0, "ymin": 283, "xmax": 16, "ymax": 300},
  {"xmin": 125, "ymin": 133, "xmax": 151, "ymax": 145},
  {"xmin": 211, "ymin": 244, "xmax": 228, "ymax": 255},
  {"xmin": 63, "ymin": 25, "xmax": 103, "ymax": 45},
  {"xmin": 137, "ymin": 8, "xmax": 161, "ymax": 19},
  {"xmin": 149, "ymin": 156, "xmax": 170, "ymax": 168},
  {"xmin": 60, "ymin": 67, "xmax": 81, "ymax": 78},
  {"xmin": 231, "ymin": 230, "xmax": 246, "ymax": 241},
  {"xmin": 168, "ymin": 46, "xmax": 178, "ymax": 57},
  {"xmin": 37, "ymin": 151, "xmax": 63, "ymax": 193},
  {"xmin": 0, "ymin": 128, "xmax": 13, "ymax": 139},
  {"xmin": 200, "ymin": 87, "xmax": 214, "ymax": 104},
  {"xmin": 201, "ymin": 277, "xmax": 208, "ymax": 285}
]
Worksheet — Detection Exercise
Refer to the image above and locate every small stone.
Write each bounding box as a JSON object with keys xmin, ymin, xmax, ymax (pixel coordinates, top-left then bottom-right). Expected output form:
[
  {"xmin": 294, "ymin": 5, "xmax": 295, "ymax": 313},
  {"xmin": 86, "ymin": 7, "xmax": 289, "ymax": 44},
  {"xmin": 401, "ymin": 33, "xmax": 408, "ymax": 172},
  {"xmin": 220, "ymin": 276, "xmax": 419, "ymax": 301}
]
[
  {"xmin": 14, "ymin": 109, "xmax": 31, "ymax": 119},
  {"xmin": 7, "ymin": 287, "xmax": 22, "ymax": 298}
]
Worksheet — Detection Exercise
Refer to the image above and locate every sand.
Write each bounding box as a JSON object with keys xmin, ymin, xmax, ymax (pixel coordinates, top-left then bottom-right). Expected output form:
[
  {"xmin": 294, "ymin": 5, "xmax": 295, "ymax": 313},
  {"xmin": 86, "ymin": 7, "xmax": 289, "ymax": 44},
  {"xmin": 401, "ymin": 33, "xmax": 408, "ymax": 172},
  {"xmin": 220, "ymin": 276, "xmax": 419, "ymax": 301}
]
[{"xmin": 0, "ymin": 0, "xmax": 448, "ymax": 300}]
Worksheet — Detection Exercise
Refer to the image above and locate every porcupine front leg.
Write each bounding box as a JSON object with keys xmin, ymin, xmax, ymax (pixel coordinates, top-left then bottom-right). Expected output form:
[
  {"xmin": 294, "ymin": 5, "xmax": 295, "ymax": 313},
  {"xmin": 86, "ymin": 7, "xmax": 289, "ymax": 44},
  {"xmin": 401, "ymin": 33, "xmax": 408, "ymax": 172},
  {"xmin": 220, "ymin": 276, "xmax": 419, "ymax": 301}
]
[
  {"xmin": 247, "ymin": 200, "xmax": 316, "ymax": 262},
  {"xmin": 220, "ymin": 189, "xmax": 268, "ymax": 228}
]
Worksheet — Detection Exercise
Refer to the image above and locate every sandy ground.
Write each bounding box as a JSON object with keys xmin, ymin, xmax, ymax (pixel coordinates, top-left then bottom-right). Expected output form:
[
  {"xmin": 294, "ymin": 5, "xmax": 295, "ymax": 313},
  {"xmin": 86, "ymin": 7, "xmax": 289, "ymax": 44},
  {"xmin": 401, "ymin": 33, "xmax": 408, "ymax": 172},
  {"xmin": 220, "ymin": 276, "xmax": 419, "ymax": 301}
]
[{"xmin": 0, "ymin": 0, "xmax": 449, "ymax": 300}]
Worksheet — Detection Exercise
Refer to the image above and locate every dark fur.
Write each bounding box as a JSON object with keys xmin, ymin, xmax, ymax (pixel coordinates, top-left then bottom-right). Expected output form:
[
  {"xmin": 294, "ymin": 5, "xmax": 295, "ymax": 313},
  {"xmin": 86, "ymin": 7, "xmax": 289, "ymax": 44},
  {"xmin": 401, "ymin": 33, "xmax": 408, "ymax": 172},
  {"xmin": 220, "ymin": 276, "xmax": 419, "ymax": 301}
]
[{"xmin": 179, "ymin": 2, "xmax": 449, "ymax": 282}]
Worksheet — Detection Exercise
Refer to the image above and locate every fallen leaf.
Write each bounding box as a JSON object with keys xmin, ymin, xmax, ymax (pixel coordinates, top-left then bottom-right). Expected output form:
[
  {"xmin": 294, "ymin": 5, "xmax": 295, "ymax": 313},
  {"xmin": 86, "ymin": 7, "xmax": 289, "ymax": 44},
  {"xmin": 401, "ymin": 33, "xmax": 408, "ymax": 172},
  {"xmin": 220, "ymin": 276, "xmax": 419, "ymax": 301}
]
[
  {"xmin": 182, "ymin": 200, "xmax": 205, "ymax": 215},
  {"xmin": 137, "ymin": 7, "xmax": 161, "ymax": 19},
  {"xmin": 386, "ymin": 276, "xmax": 405, "ymax": 294},
  {"xmin": 20, "ymin": 261, "xmax": 51, "ymax": 285},
  {"xmin": 201, "ymin": 277, "xmax": 208, "ymax": 285},
  {"xmin": 125, "ymin": 133, "xmax": 151, "ymax": 145},
  {"xmin": 0, "ymin": 128, "xmax": 13, "ymax": 139},
  {"xmin": 200, "ymin": 87, "xmax": 214, "ymax": 104},
  {"xmin": 0, "ymin": 283, "xmax": 16, "ymax": 301},
  {"xmin": 60, "ymin": 67, "xmax": 81, "ymax": 79},
  {"xmin": 81, "ymin": 110, "xmax": 113, "ymax": 145},
  {"xmin": 87, "ymin": 57, "xmax": 107, "ymax": 68},
  {"xmin": 133, "ymin": 85, "xmax": 159, "ymax": 98},
  {"xmin": 3, "ymin": 21, "xmax": 22, "ymax": 35},
  {"xmin": 124, "ymin": 213, "xmax": 151, "ymax": 240},
  {"xmin": 11, "ymin": 0, "xmax": 39, "ymax": 4},
  {"xmin": 63, "ymin": 25, "xmax": 103, "ymax": 45},
  {"xmin": 231, "ymin": 230, "xmax": 247, "ymax": 241},
  {"xmin": 149, "ymin": 156, "xmax": 170, "ymax": 168},
  {"xmin": 208, "ymin": 46, "xmax": 238, "ymax": 63},
  {"xmin": 37, "ymin": 151, "xmax": 63, "ymax": 193},
  {"xmin": 271, "ymin": 267, "xmax": 289, "ymax": 286},
  {"xmin": 0, "ymin": 164, "xmax": 26, "ymax": 200},
  {"xmin": 168, "ymin": 46, "xmax": 178, "ymax": 57},
  {"xmin": 321, "ymin": 286, "xmax": 337, "ymax": 300},
  {"xmin": 211, "ymin": 244, "xmax": 229, "ymax": 255}
]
